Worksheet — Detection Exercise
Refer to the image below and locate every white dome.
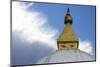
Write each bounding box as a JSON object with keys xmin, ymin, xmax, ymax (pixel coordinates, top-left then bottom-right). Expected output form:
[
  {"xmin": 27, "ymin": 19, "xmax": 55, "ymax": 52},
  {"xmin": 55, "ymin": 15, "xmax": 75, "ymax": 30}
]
[{"xmin": 37, "ymin": 50, "xmax": 95, "ymax": 64}]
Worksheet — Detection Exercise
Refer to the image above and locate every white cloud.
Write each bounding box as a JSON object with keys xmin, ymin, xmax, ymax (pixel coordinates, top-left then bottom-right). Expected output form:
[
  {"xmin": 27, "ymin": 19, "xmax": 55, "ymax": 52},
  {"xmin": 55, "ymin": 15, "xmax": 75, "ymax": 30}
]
[
  {"xmin": 12, "ymin": 2, "xmax": 58, "ymax": 49},
  {"xmin": 79, "ymin": 40, "xmax": 93, "ymax": 55}
]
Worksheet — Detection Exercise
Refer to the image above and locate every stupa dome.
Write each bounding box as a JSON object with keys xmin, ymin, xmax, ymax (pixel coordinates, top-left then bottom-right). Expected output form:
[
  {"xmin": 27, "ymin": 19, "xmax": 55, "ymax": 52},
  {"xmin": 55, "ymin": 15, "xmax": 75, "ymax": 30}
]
[{"xmin": 37, "ymin": 50, "xmax": 95, "ymax": 64}]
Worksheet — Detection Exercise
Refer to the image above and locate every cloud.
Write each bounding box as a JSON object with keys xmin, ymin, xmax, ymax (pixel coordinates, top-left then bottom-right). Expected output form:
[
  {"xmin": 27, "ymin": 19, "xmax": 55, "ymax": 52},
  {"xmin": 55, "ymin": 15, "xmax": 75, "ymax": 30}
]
[
  {"xmin": 12, "ymin": 1, "xmax": 58, "ymax": 65},
  {"xmin": 12, "ymin": 2, "xmax": 58, "ymax": 49},
  {"xmin": 79, "ymin": 40, "xmax": 93, "ymax": 55},
  {"xmin": 12, "ymin": 33, "xmax": 55, "ymax": 65}
]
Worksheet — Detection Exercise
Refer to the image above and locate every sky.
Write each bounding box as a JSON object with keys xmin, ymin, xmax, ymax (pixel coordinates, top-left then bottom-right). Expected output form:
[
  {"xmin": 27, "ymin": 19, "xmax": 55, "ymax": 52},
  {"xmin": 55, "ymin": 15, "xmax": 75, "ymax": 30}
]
[{"xmin": 12, "ymin": 1, "xmax": 96, "ymax": 65}]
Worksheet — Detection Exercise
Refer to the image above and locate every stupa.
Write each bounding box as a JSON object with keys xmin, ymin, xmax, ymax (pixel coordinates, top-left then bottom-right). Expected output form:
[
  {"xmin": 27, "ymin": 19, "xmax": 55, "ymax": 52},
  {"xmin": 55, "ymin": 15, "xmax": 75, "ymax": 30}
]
[{"xmin": 37, "ymin": 8, "xmax": 95, "ymax": 64}]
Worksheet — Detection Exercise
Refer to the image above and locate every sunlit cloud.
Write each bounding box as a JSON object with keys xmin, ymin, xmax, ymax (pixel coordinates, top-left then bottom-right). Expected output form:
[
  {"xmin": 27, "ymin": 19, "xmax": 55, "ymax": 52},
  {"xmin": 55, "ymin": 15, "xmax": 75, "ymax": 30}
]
[
  {"xmin": 12, "ymin": 2, "xmax": 58, "ymax": 49},
  {"xmin": 79, "ymin": 40, "xmax": 93, "ymax": 55}
]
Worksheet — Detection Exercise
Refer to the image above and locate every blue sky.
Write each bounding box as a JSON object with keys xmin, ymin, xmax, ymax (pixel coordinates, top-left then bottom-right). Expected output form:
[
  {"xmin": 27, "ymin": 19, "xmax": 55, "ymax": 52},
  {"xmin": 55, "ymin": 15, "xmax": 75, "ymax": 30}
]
[
  {"xmin": 29, "ymin": 2, "xmax": 96, "ymax": 44},
  {"xmin": 12, "ymin": 1, "xmax": 96, "ymax": 65},
  {"xmin": 29, "ymin": 2, "xmax": 96, "ymax": 55}
]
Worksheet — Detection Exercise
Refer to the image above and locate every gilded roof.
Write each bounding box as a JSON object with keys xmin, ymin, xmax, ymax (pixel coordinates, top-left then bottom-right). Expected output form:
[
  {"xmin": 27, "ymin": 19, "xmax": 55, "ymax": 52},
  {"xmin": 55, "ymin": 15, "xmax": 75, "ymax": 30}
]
[{"xmin": 57, "ymin": 23, "xmax": 78, "ymax": 42}]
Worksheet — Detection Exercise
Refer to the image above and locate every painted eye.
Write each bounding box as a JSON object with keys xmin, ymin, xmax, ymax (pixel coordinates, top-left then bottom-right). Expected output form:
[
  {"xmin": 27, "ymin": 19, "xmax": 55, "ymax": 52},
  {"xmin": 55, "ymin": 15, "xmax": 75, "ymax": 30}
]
[
  {"xmin": 61, "ymin": 45, "xmax": 66, "ymax": 48},
  {"xmin": 70, "ymin": 45, "xmax": 74, "ymax": 47}
]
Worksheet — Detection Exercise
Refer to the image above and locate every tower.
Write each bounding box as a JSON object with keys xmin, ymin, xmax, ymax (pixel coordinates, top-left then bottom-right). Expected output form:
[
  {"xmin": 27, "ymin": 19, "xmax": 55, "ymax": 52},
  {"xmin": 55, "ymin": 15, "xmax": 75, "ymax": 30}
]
[{"xmin": 57, "ymin": 8, "xmax": 79, "ymax": 50}]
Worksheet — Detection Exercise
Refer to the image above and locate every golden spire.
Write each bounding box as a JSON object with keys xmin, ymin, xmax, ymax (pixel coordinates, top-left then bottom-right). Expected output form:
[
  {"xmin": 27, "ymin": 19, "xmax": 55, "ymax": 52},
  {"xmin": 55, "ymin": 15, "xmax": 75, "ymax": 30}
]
[{"xmin": 57, "ymin": 8, "xmax": 79, "ymax": 50}]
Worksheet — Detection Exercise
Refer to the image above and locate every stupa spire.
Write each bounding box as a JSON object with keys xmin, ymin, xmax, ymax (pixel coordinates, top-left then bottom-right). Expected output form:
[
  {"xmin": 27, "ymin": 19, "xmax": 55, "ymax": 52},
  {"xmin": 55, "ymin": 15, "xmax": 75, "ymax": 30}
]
[
  {"xmin": 64, "ymin": 8, "xmax": 73, "ymax": 24},
  {"xmin": 57, "ymin": 8, "xmax": 79, "ymax": 50}
]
